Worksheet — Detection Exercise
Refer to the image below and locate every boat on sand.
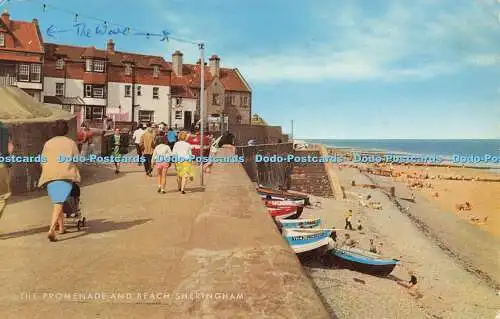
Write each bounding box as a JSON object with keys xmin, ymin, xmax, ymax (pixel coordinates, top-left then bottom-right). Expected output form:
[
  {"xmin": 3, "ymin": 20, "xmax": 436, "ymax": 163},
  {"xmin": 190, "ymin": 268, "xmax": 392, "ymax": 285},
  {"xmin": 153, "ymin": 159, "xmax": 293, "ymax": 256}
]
[
  {"xmin": 278, "ymin": 217, "xmax": 321, "ymax": 229},
  {"xmin": 257, "ymin": 187, "xmax": 311, "ymax": 205},
  {"xmin": 323, "ymin": 247, "xmax": 399, "ymax": 277},
  {"xmin": 283, "ymin": 228, "xmax": 332, "ymax": 255},
  {"xmin": 264, "ymin": 199, "xmax": 304, "ymax": 207},
  {"xmin": 267, "ymin": 206, "xmax": 301, "ymax": 219}
]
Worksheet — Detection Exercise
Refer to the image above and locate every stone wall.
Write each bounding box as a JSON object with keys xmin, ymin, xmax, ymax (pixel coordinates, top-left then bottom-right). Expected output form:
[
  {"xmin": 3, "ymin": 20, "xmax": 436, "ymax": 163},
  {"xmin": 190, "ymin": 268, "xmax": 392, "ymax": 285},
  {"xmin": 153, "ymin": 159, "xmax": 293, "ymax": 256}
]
[
  {"xmin": 181, "ymin": 146, "xmax": 330, "ymax": 318},
  {"xmin": 236, "ymin": 143, "xmax": 293, "ymax": 190},
  {"xmin": 289, "ymin": 150, "xmax": 334, "ymax": 197},
  {"xmin": 5, "ymin": 117, "xmax": 77, "ymax": 194},
  {"xmin": 227, "ymin": 123, "xmax": 287, "ymax": 146}
]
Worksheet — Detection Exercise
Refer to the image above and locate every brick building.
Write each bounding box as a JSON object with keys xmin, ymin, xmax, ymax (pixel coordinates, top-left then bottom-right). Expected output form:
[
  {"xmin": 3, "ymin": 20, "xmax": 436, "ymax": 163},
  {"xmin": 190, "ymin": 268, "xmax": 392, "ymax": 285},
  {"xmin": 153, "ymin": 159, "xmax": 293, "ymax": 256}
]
[{"xmin": 0, "ymin": 10, "xmax": 44, "ymax": 102}]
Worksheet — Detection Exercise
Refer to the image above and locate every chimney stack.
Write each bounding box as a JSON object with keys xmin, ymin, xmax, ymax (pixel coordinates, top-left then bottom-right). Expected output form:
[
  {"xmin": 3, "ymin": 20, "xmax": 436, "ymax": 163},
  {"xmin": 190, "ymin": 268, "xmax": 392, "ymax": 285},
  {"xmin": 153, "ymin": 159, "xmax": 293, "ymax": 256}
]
[
  {"xmin": 209, "ymin": 54, "xmax": 220, "ymax": 77},
  {"xmin": 172, "ymin": 50, "xmax": 183, "ymax": 76},
  {"xmin": 1, "ymin": 10, "xmax": 10, "ymax": 26},
  {"xmin": 107, "ymin": 39, "xmax": 115, "ymax": 54}
]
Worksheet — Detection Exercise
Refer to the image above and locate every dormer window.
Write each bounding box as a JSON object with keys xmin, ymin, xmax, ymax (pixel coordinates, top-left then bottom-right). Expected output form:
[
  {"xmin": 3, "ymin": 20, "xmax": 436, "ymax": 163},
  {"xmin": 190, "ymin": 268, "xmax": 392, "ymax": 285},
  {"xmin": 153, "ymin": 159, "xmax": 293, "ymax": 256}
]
[
  {"xmin": 93, "ymin": 60, "xmax": 105, "ymax": 72},
  {"xmin": 85, "ymin": 59, "xmax": 92, "ymax": 72},
  {"xmin": 56, "ymin": 59, "xmax": 64, "ymax": 70},
  {"xmin": 0, "ymin": 32, "xmax": 4, "ymax": 47},
  {"xmin": 124, "ymin": 63, "xmax": 132, "ymax": 75},
  {"xmin": 153, "ymin": 66, "xmax": 160, "ymax": 78}
]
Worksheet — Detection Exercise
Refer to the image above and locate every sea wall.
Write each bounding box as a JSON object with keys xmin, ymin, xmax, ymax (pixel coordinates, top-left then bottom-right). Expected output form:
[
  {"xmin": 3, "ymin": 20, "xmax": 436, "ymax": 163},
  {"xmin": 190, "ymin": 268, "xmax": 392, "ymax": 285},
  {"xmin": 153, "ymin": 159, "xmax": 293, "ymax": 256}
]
[
  {"xmin": 227, "ymin": 124, "xmax": 287, "ymax": 146},
  {"xmin": 289, "ymin": 149, "xmax": 333, "ymax": 197},
  {"xmin": 236, "ymin": 143, "xmax": 293, "ymax": 190},
  {"xmin": 5, "ymin": 118, "xmax": 77, "ymax": 194},
  {"xmin": 171, "ymin": 147, "xmax": 330, "ymax": 318}
]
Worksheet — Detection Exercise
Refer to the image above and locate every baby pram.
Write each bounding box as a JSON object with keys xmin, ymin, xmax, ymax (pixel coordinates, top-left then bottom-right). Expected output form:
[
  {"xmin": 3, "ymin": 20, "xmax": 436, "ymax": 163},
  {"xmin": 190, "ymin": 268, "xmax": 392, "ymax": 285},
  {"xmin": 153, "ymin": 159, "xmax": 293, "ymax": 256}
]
[{"xmin": 62, "ymin": 183, "xmax": 86, "ymax": 231}]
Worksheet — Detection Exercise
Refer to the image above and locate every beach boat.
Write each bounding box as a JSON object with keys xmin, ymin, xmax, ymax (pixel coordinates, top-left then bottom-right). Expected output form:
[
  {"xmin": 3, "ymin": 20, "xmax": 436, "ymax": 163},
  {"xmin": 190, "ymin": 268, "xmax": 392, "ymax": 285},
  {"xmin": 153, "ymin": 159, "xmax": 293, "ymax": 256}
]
[
  {"xmin": 264, "ymin": 199, "xmax": 305, "ymax": 207},
  {"xmin": 282, "ymin": 228, "xmax": 332, "ymax": 254},
  {"xmin": 278, "ymin": 217, "xmax": 321, "ymax": 229},
  {"xmin": 267, "ymin": 206, "xmax": 300, "ymax": 219},
  {"xmin": 324, "ymin": 247, "xmax": 399, "ymax": 277},
  {"xmin": 257, "ymin": 187, "xmax": 311, "ymax": 205}
]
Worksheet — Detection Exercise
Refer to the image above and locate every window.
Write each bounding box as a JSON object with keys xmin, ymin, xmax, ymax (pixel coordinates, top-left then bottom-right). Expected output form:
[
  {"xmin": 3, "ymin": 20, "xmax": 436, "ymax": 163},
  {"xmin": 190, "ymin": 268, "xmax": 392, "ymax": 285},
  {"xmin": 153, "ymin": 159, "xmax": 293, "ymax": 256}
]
[
  {"xmin": 175, "ymin": 111, "xmax": 182, "ymax": 120},
  {"xmin": 124, "ymin": 63, "xmax": 132, "ymax": 75},
  {"xmin": 153, "ymin": 87, "xmax": 159, "ymax": 99},
  {"xmin": 19, "ymin": 64, "xmax": 30, "ymax": 81},
  {"xmin": 31, "ymin": 64, "xmax": 41, "ymax": 82},
  {"xmin": 231, "ymin": 95, "xmax": 236, "ymax": 105},
  {"xmin": 236, "ymin": 115, "xmax": 242, "ymax": 124},
  {"xmin": 175, "ymin": 97, "xmax": 182, "ymax": 105},
  {"xmin": 84, "ymin": 84, "xmax": 92, "ymax": 97},
  {"xmin": 137, "ymin": 86, "xmax": 142, "ymax": 96},
  {"xmin": 56, "ymin": 59, "xmax": 64, "ymax": 70},
  {"xmin": 85, "ymin": 59, "xmax": 92, "ymax": 72},
  {"xmin": 85, "ymin": 106, "xmax": 104, "ymax": 120},
  {"xmin": 55, "ymin": 83, "xmax": 64, "ymax": 96},
  {"xmin": 0, "ymin": 32, "xmax": 5, "ymax": 47},
  {"xmin": 93, "ymin": 60, "xmax": 105, "ymax": 72},
  {"xmin": 139, "ymin": 110, "xmax": 154, "ymax": 123},
  {"xmin": 124, "ymin": 85, "xmax": 131, "ymax": 97},
  {"xmin": 93, "ymin": 87, "xmax": 104, "ymax": 98},
  {"xmin": 212, "ymin": 94, "xmax": 220, "ymax": 105},
  {"xmin": 153, "ymin": 66, "xmax": 160, "ymax": 78},
  {"xmin": 242, "ymin": 96, "xmax": 248, "ymax": 106}
]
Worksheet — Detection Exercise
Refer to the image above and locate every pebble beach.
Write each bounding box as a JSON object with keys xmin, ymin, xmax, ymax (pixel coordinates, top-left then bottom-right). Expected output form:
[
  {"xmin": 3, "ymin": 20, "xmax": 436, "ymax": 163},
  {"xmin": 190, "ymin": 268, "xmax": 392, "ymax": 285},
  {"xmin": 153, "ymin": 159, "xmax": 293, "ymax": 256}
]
[{"xmin": 294, "ymin": 148, "xmax": 500, "ymax": 319}]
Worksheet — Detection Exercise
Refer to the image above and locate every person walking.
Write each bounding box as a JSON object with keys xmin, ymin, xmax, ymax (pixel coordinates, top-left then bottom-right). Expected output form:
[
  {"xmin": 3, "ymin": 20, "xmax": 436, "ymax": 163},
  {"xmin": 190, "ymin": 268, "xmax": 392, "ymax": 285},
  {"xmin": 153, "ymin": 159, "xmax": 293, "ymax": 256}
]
[
  {"xmin": 369, "ymin": 239, "xmax": 377, "ymax": 253},
  {"xmin": 140, "ymin": 123, "xmax": 155, "ymax": 176},
  {"xmin": 167, "ymin": 127, "xmax": 177, "ymax": 151},
  {"xmin": 0, "ymin": 134, "xmax": 14, "ymax": 220},
  {"xmin": 172, "ymin": 131, "xmax": 194, "ymax": 194},
  {"xmin": 110, "ymin": 128, "xmax": 127, "ymax": 174},
  {"xmin": 344, "ymin": 209, "xmax": 353, "ymax": 230},
  {"xmin": 132, "ymin": 124, "xmax": 145, "ymax": 166},
  {"xmin": 152, "ymin": 133, "xmax": 172, "ymax": 194},
  {"xmin": 38, "ymin": 120, "xmax": 81, "ymax": 242},
  {"xmin": 79, "ymin": 122, "xmax": 94, "ymax": 159}
]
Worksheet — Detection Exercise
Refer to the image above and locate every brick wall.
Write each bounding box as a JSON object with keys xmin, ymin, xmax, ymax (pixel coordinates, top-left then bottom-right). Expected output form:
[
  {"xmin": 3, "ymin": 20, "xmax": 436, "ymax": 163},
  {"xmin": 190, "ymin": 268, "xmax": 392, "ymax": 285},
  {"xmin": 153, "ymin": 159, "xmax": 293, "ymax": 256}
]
[
  {"xmin": 5, "ymin": 117, "xmax": 77, "ymax": 194},
  {"xmin": 289, "ymin": 150, "xmax": 334, "ymax": 198}
]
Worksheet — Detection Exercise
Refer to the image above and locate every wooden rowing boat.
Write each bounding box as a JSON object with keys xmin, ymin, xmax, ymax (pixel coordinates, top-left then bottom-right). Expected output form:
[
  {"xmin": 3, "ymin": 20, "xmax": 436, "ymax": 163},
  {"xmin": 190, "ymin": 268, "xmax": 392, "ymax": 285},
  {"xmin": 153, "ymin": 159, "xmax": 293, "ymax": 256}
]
[
  {"xmin": 323, "ymin": 247, "xmax": 399, "ymax": 277},
  {"xmin": 264, "ymin": 199, "xmax": 304, "ymax": 207},
  {"xmin": 267, "ymin": 206, "xmax": 300, "ymax": 219},
  {"xmin": 257, "ymin": 187, "xmax": 311, "ymax": 205},
  {"xmin": 278, "ymin": 217, "xmax": 321, "ymax": 229},
  {"xmin": 282, "ymin": 228, "xmax": 332, "ymax": 254}
]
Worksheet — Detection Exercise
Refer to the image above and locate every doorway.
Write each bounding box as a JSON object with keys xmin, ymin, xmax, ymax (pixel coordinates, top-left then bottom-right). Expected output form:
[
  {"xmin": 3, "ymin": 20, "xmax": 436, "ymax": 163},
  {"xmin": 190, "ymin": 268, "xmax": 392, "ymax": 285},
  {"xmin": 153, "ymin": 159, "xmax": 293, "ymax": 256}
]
[{"xmin": 184, "ymin": 111, "xmax": 192, "ymax": 131}]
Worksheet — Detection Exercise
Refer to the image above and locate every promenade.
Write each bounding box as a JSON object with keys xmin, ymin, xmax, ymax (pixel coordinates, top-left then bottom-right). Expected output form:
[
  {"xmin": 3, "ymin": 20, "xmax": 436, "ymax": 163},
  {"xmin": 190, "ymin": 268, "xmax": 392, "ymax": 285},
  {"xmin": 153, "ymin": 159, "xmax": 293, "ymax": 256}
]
[{"xmin": 0, "ymin": 150, "xmax": 330, "ymax": 318}]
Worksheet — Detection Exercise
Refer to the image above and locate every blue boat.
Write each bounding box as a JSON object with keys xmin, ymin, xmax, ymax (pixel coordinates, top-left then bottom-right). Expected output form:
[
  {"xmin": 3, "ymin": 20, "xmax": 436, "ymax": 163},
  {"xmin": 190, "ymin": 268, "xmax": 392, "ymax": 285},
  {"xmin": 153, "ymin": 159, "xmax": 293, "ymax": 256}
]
[
  {"xmin": 278, "ymin": 217, "xmax": 321, "ymax": 229},
  {"xmin": 283, "ymin": 229, "xmax": 332, "ymax": 254},
  {"xmin": 324, "ymin": 247, "xmax": 399, "ymax": 277}
]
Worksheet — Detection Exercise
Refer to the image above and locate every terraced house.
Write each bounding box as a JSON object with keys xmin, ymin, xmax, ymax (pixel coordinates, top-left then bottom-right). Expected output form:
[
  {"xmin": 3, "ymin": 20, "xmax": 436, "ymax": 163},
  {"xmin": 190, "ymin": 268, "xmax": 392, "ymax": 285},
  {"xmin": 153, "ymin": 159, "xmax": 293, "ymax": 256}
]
[{"xmin": 0, "ymin": 10, "xmax": 44, "ymax": 102}]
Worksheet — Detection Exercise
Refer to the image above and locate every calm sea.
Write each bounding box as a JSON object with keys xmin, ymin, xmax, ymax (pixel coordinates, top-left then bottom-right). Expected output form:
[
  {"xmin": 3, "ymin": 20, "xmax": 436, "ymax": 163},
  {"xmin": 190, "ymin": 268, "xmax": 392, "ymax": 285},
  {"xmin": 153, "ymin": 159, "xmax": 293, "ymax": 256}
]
[{"xmin": 305, "ymin": 139, "xmax": 500, "ymax": 157}]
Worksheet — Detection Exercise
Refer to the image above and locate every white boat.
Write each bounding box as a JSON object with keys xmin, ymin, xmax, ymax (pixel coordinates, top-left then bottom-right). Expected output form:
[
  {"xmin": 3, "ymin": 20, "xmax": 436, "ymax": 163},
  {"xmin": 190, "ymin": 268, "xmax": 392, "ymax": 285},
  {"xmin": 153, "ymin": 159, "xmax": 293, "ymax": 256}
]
[
  {"xmin": 264, "ymin": 199, "xmax": 305, "ymax": 207},
  {"xmin": 278, "ymin": 217, "xmax": 321, "ymax": 229},
  {"xmin": 282, "ymin": 228, "xmax": 332, "ymax": 254}
]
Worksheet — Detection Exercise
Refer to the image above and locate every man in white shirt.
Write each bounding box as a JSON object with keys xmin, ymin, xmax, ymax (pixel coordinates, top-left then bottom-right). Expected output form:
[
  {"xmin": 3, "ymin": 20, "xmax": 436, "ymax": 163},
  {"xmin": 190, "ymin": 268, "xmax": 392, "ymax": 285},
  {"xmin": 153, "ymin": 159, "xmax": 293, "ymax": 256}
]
[{"xmin": 133, "ymin": 124, "xmax": 145, "ymax": 165}]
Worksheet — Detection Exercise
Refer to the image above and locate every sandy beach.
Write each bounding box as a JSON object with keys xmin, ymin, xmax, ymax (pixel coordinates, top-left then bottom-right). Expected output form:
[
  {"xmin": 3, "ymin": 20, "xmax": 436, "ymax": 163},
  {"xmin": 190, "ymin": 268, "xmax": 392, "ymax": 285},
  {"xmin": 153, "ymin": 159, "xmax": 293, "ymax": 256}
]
[{"xmin": 290, "ymin": 148, "xmax": 500, "ymax": 318}]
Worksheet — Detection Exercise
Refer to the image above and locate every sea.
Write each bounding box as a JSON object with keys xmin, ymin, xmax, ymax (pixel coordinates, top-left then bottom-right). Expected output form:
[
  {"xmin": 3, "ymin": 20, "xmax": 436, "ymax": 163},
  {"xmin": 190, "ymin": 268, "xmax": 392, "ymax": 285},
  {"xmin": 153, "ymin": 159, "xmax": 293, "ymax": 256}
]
[{"xmin": 305, "ymin": 139, "xmax": 500, "ymax": 171}]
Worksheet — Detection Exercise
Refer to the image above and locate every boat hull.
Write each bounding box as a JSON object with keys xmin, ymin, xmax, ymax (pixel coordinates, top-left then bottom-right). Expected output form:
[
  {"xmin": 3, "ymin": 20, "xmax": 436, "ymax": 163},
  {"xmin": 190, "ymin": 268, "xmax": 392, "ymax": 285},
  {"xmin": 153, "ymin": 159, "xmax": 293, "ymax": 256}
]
[
  {"xmin": 324, "ymin": 249, "xmax": 398, "ymax": 277},
  {"xmin": 267, "ymin": 206, "xmax": 298, "ymax": 219},
  {"xmin": 279, "ymin": 218, "xmax": 321, "ymax": 229},
  {"xmin": 257, "ymin": 187, "xmax": 311, "ymax": 205},
  {"xmin": 283, "ymin": 229, "xmax": 332, "ymax": 254},
  {"xmin": 264, "ymin": 199, "xmax": 305, "ymax": 207}
]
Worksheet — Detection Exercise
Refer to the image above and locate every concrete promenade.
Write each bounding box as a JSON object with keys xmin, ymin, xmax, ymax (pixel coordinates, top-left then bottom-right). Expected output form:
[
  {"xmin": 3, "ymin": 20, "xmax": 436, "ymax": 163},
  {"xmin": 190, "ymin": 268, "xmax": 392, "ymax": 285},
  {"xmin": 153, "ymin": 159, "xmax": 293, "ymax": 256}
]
[{"xmin": 0, "ymin": 149, "xmax": 330, "ymax": 318}]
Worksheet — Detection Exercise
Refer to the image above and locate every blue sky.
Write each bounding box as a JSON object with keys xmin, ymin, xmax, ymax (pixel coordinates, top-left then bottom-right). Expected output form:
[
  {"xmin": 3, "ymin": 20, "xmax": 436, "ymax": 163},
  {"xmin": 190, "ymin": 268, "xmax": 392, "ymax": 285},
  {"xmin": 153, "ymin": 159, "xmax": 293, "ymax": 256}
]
[{"xmin": 5, "ymin": 0, "xmax": 500, "ymax": 139}]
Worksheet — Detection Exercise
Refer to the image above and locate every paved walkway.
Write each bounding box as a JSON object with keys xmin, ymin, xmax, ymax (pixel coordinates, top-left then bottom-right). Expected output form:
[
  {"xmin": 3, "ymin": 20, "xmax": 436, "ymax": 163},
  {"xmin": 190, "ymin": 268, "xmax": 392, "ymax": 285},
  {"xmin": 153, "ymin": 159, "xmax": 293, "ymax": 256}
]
[{"xmin": 0, "ymin": 162, "xmax": 207, "ymax": 318}]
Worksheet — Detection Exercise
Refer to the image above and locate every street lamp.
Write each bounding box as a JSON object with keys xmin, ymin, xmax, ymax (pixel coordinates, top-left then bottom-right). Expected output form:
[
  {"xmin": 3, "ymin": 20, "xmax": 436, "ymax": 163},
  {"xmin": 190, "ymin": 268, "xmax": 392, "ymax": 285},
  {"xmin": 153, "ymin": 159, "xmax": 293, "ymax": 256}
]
[
  {"xmin": 198, "ymin": 42, "xmax": 205, "ymax": 186},
  {"xmin": 168, "ymin": 93, "xmax": 172, "ymax": 128}
]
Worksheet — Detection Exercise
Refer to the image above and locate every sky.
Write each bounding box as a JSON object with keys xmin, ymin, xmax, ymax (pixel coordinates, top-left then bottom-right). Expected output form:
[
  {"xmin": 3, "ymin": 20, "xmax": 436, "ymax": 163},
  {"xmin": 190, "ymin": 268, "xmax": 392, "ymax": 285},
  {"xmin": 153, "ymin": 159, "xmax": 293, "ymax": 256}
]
[{"xmin": 5, "ymin": 0, "xmax": 500, "ymax": 139}]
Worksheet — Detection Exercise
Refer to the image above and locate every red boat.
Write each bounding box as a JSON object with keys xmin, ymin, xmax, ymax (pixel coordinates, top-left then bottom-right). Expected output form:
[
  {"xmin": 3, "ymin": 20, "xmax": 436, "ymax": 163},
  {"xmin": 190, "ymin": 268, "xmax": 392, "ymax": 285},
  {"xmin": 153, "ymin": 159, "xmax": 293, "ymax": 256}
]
[
  {"xmin": 267, "ymin": 206, "xmax": 301, "ymax": 219},
  {"xmin": 264, "ymin": 199, "xmax": 304, "ymax": 207}
]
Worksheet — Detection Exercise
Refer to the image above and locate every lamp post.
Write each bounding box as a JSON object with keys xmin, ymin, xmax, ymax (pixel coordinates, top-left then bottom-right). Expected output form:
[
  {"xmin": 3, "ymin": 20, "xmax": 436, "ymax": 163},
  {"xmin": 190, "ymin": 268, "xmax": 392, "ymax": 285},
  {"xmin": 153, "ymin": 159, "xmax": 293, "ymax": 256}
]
[
  {"xmin": 198, "ymin": 42, "xmax": 205, "ymax": 186},
  {"xmin": 168, "ymin": 93, "xmax": 172, "ymax": 128}
]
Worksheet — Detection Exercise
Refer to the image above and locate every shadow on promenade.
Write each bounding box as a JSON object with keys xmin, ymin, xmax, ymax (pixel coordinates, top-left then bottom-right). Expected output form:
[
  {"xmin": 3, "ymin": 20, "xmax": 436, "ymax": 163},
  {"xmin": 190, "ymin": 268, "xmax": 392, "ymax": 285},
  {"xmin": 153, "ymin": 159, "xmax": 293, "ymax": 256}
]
[
  {"xmin": 8, "ymin": 164, "xmax": 132, "ymax": 205},
  {"xmin": 0, "ymin": 218, "xmax": 152, "ymax": 240}
]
